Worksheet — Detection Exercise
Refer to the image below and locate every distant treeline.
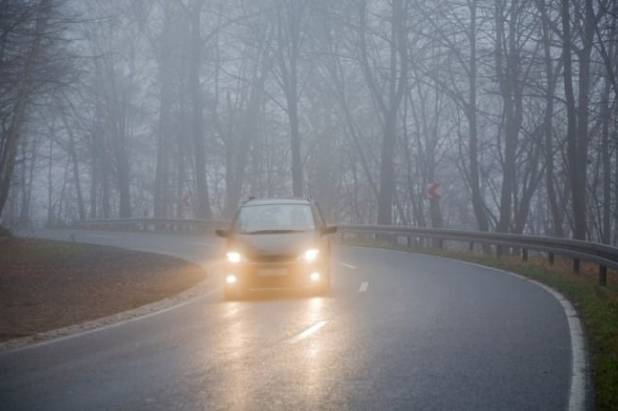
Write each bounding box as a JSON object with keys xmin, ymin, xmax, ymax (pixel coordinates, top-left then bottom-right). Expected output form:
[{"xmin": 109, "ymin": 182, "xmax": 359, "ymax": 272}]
[{"xmin": 0, "ymin": 0, "xmax": 617, "ymax": 243}]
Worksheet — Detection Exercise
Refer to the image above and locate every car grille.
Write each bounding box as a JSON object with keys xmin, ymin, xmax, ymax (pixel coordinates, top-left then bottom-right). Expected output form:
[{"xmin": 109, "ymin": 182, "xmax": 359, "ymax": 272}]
[
  {"xmin": 249, "ymin": 275, "xmax": 295, "ymax": 288},
  {"xmin": 249, "ymin": 254, "xmax": 296, "ymax": 263}
]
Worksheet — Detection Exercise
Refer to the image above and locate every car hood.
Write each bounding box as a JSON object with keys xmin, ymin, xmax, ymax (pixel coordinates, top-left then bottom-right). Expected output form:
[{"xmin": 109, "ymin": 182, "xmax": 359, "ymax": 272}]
[{"xmin": 232, "ymin": 231, "xmax": 317, "ymax": 259}]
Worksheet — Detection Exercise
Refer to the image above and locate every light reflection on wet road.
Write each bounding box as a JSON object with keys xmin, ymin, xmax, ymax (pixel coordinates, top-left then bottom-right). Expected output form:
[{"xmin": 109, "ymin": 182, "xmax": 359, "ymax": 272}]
[{"xmin": 1, "ymin": 230, "xmax": 572, "ymax": 410}]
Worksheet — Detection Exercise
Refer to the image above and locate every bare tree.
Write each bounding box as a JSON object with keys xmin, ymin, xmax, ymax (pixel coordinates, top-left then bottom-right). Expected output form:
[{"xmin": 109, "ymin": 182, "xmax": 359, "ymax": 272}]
[
  {"xmin": 358, "ymin": 0, "xmax": 408, "ymax": 225},
  {"xmin": 0, "ymin": 0, "xmax": 56, "ymax": 218},
  {"xmin": 273, "ymin": 0, "xmax": 307, "ymax": 197}
]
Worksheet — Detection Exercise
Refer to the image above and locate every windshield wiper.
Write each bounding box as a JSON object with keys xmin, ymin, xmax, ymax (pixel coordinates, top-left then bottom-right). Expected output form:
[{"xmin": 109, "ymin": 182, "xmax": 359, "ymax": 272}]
[{"xmin": 244, "ymin": 229, "xmax": 306, "ymax": 234}]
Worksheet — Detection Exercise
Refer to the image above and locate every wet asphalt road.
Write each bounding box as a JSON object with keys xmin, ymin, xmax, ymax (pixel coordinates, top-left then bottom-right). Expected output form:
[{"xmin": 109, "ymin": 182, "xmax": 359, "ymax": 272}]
[{"xmin": 0, "ymin": 230, "xmax": 572, "ymax": 410}]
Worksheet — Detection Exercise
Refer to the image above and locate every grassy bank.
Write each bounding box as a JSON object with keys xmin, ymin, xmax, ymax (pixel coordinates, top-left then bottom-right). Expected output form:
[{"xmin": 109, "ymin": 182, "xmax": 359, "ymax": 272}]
[
  {"xmin": 341, "ymin": 238, "xmax": 618, "ymax": 410},
  {"xmin": 0, "ymin": 237, "xmax": 206, "ymax": 342}
]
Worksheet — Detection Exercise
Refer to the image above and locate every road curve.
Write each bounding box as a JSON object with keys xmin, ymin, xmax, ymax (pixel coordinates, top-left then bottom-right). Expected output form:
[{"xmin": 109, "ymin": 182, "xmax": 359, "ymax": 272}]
[{"xmin": 1, "ymin": 230, "xmax": 578, "ymax": 410}]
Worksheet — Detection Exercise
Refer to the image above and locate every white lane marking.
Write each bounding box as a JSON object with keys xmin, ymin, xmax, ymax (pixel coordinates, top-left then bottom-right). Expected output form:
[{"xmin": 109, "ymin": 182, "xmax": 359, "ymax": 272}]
[
  {"xmin": 223, "ymin": 305, "xmax": 243, "ymax": 318},
  {"xmin": 339, "ymin": 261, "xmax": 357, "ymax": 269},
  {"xmin": 289, "ymin": 320, "xmax": 327, "ymax": 344},
  {"xmin": 358, "ymin": 281, "xmax": 369, "ymax": 293}
]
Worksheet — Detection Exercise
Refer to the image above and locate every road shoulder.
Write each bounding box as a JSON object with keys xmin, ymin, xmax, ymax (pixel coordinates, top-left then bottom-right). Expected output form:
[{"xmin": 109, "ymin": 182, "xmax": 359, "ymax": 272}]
[{"xmin": 0, "ymin": 237, "xmax": 217, "ymax": 351}]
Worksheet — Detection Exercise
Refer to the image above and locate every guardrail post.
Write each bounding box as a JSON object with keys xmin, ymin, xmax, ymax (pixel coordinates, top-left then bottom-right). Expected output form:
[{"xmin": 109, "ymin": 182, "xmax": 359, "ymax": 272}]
[
  {"xmin": 469, "ymin": 241, "xmax": 474, "ymax": 253},
  {"xmin": 548, "ymin": 252, "xmax": 555, "ymax": 266},
  {"xmin": 521, "ymin": 248, "xmax": 528, "ymax": 263},
  {"xmin": 496, "ymin": 245, "xmax": 502, "ymax": 259},
  {"xmin": 573, "ymin": 258, "xmax": 580, "ymax": 274},
  {"xmin": 599, "ymin": 265, "xmax": 607, "ymax": 286}
]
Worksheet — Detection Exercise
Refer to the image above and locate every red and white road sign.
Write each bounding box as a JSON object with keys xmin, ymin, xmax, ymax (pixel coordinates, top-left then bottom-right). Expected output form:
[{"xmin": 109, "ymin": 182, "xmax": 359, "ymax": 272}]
[
  {"xmin": 426, "ymin": 182, "xmax": 441, "ymax": 200},
  {"xmin": 182, "ymin": 192, "xmax": 191, "ymax": 208}
]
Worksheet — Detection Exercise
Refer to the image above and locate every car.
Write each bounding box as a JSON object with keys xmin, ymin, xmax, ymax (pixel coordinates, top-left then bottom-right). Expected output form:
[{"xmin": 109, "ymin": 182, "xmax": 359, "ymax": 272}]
[{"xmin": 215, "ymin": 198, "xmax": 337, "ymax": 299}]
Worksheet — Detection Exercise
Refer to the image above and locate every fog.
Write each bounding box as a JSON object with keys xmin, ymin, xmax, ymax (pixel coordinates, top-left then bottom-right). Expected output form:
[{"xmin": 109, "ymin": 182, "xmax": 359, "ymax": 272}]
[{"xmin": 1, "ymin": 0, "xmax": 616, "ymax": 242}]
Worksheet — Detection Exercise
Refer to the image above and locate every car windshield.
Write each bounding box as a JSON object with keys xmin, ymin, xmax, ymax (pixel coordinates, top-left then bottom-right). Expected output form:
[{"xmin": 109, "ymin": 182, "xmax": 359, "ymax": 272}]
[{"xmin": 235, "ymin": 204, "xmax": 315, "ymax": 234}]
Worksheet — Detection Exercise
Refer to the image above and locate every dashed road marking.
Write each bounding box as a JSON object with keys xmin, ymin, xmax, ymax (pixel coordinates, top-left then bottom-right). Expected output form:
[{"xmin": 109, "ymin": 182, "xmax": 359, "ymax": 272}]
[
  {"xmin": 358, "ymin": 281, "xmax": 369, "ymax": 293},
  {"xmin": 223, "ymin": 304, "xmax": 242, "ymax": 318},
  {"xmin": 339, "ymin": 262, "xmax": 357, "ymax": 269},
  {"xmin": 289, "ymin": 320, "xmax": 327, "ymax": 343}
]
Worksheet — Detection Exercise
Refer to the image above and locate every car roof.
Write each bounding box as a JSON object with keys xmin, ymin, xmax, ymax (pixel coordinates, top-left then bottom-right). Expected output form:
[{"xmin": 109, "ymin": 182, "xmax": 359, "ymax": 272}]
[{"xmin": 241, "ymin": 198, "xmax": 312, "ymax": 207}]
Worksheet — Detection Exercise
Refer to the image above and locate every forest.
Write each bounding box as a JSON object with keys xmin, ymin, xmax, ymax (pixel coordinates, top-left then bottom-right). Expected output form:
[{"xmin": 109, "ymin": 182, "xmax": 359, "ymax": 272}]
[{"xmin": 1, "ymin": 0, "xmax": 617, "ymax": 243}]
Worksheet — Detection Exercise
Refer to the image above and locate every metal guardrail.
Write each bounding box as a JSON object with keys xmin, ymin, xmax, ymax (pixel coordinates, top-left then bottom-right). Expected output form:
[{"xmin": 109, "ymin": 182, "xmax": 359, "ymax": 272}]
[
  {"xmin": 72, "ymin": 218, "xmax": 615, "ymax": 286},
  {"xmin": 338, "ymin": 224, "xmax": 616, "ymax": 286},
  {"xmin": 74, "ymin": 218, "xmax": 227, "ymax": 234}
]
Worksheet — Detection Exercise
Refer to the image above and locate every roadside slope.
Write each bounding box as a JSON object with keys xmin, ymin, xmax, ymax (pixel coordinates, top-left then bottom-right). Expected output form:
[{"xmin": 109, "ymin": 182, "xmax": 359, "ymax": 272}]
[{"xmin": 1, "ymin": 237, "xmax": 207, "ymax": 342}]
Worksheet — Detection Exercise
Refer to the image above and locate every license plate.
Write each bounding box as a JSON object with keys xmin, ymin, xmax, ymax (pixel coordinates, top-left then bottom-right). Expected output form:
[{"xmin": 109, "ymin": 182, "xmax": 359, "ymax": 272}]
[{"xmin": 257, "ymin": 267, "xmax": 288, "ymax": 276}]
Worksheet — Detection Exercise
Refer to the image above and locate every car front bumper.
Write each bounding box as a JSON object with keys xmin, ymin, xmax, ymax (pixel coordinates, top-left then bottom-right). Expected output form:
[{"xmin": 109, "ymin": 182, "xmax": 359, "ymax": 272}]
[{"xmin": 224, "ymin": 260, "xmax": 327, "ymax": 290}]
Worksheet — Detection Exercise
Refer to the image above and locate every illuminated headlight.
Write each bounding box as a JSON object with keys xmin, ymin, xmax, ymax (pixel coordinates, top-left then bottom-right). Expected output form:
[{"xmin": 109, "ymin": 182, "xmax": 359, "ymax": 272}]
[
  {"xmin": 226, "ymin": 251, "xmax": 243, "ymax": 264},
  {"xmin": 226, "ymin": 274, "xmax": 238, "ymax": 284},
  {"xmin": 310, "ymin": 272, "xmax": 321, "ymax": 282},
  {"xmin": 301, "ymin": 248, "xmax": 320, "ymax": 262}
]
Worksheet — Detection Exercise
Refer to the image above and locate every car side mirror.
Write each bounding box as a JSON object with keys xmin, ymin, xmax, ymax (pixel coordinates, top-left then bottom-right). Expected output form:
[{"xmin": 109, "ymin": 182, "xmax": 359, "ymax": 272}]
[
  {"xmin": 215, "ymin": 229, "xmax": 228, "ymax": 238},
  {"xmin": 322, "ymin": 225, "xmax": 337, "ymax": 235}
]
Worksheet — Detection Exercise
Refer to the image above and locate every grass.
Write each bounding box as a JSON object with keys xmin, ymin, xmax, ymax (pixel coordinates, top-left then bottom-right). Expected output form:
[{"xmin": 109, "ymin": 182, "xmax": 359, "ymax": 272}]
[
  {"xmin": 341, "ymin": 237, "xmax": 618, "ymax": 411},
  {"xmin": 0, "ymin": 238, "xmax": 206, "ymax": 342},
  {"xmin": 0, "ymin": 238, "xmax": 105, "ymax": 265},
  {"xmin": 0, "ymin": 225, "xmax": 12, "ymax": 239}
]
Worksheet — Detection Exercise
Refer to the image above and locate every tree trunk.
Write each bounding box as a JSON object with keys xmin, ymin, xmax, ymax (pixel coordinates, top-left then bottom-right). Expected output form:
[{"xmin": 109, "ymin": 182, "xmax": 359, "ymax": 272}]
[
  {"xmin": 190, "ymin": 0, "xmax": 212, "ymax": 219},
  {"xmin": 598, "ymin": 73, "xmax": 611, "ymax": 243},
  {"xmin": 561, "ymin": 0, "xmax": 582, "ymax": 239},
  {"xmin": 359, "ymin": 0, "xmax": 407, "ymax": 225},
  {"xmin": 573, "ymin": 0, "xmax": 594, "ymax": 239},
  {"xmin": 111, "ymin": 91, "xmax": 131, "ymax": 218},
  {"xmin": 377, "ymin": 108, "xmax": 397, "ymax": 224},
  {"xmin": 538, "ymin": 0, "xmax": 563, "ymax": 236},
  {"xmin": 276, "ymin": 0, "xmax": 305, "ymax": 198},
  {"xmin": 153, "ymin": 4, "xmax": 174, "ymax": 218},
  {"xmin": 0, "ymin": 0, "xmax": 52, "ymax": 219},
  {"xmin": 289, "ymin": 85, "xmax": 303, "ymax": 197},
  {"xmin": 467, "ymin": 0, "xmax": 488, "ymax": 232},
  {"xmin": 60, "ymin": 109, "xmax": 86, "ymax": 221},
  {"xmin": 562, "ymin": 0, "xmax": 594, "ymax": 240},
  {"xmin": 494, "ymin": 0, "xmax": 522, "ymax": 233},
  {"xmin": 46, "ymin": 136, "xmax": 54, "ymax": 226},
  {"xmin": 224, "ymin": 56, "xmax": 268, "ymax": 217}
]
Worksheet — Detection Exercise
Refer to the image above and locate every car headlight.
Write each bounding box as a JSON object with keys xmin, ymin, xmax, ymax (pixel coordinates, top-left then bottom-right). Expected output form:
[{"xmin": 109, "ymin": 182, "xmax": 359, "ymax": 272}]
[
  {"xmin": 301, "ymin": 248, "xmax": 320, "ymax": 262},
  {"xmin": 226, "ymin": 251, "xmax": 244, "ymax": 264}
]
